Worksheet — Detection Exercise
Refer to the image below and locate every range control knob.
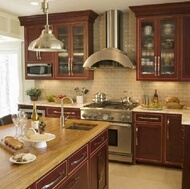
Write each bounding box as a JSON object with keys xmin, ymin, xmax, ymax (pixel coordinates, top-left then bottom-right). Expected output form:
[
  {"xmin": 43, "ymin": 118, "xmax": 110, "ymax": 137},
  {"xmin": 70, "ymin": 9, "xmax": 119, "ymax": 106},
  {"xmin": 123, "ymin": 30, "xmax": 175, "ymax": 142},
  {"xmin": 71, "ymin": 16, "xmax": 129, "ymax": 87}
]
[
  {"xmin": 120, "ymin": 115, "xmax": 125, "ymax": 121},
  {"xmin": 102, "ymin": 114, "xmax": 109, "ymax": 120},
  {"xmin": 109, "ymin": 114, "xmax": 114, "ymax": 120},
  {"xmin": 126, "ymin": 114, "xmax": 131, "ymax": 120},
  {"xmin": 82, "ymin": 113, "xmax": 87, "ymax": 118}
]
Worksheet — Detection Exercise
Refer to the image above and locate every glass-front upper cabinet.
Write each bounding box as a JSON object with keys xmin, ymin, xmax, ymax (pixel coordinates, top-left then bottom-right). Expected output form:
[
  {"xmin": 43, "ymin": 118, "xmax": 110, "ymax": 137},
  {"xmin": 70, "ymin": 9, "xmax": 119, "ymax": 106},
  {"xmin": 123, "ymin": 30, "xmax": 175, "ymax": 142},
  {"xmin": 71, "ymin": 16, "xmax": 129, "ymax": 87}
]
[
  {"xmin": 54, "ymin": 23, "xmax": 93, "ymax": 79},
  {"xmin": 138, "ymin": 17, "xmax": 179, "ymax": 81}
]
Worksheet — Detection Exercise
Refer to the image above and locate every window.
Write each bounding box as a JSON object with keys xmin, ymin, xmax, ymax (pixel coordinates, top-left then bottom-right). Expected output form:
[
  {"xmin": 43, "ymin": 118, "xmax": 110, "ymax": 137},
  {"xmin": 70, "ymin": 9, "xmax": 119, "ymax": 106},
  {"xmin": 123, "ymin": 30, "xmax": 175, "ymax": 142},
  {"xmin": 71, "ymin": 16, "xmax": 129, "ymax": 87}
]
[{"xmin": 0, "ymin": 42, "xmax": 23, "ymax": 117}]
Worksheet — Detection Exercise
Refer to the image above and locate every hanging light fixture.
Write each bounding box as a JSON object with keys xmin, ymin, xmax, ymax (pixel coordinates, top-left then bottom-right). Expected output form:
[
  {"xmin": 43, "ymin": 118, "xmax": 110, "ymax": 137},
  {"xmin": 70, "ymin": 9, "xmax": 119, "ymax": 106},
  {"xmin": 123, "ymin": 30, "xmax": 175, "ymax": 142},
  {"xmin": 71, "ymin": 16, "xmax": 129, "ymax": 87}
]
[{"xmin": 28, "ymin": 0, "xmax": 66, "ymax": 52}]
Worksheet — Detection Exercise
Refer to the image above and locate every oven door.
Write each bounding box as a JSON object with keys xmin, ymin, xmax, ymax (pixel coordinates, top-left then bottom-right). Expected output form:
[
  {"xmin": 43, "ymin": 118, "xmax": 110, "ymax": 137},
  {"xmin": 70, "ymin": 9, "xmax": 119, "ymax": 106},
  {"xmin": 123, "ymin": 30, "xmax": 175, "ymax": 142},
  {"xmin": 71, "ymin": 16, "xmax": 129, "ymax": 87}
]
[{"xmin": 108, "ymin": 122, "xmax": 132, "ymax": 163}]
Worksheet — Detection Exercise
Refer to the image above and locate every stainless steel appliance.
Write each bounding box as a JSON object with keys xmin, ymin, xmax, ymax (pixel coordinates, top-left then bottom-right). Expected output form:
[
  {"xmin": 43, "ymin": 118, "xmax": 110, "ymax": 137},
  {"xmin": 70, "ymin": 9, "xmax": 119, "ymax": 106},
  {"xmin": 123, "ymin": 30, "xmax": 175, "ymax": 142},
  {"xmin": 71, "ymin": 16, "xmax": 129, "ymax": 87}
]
[
  {"xmin": 80, "ymin": 101, "xmax": 138, "ymax": 163},
  {"xmin": 27, "ymin": 63, "xmax": 53, "ymax": 77}
]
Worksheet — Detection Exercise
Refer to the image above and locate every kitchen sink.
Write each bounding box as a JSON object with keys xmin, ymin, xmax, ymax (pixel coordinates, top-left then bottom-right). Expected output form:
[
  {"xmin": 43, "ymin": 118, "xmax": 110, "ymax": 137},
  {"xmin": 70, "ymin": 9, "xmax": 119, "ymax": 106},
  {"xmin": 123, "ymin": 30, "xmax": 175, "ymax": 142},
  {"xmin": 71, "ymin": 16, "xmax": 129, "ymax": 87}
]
[{"xmin": 66, "ymin": 123, "xmax": 97, "ymax": 131}]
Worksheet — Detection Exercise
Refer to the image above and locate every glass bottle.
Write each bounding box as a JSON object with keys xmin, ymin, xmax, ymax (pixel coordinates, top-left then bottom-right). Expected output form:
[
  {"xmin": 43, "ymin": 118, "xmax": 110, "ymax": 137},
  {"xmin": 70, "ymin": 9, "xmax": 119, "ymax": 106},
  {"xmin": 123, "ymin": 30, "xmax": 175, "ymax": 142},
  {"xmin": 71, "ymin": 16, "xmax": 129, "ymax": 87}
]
[
  {"xmin": 31, "ymin": 103, "xmax": 39, "ymax": 132},
  {"xmin": 153, "ymin": 89, "xmax": 158, "ymax": 103}
]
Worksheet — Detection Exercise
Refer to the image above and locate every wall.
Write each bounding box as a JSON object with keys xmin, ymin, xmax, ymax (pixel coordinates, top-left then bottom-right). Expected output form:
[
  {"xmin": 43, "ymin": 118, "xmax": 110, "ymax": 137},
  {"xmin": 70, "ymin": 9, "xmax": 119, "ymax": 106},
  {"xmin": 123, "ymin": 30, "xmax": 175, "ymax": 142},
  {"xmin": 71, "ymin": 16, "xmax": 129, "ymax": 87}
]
[
  {"xmin": 0, "ymin": 10, "xmax": 23, "ymax": 40},
  {"xmin": 36, "ymin": 11, "xmax": 190, "ymax": 106}
]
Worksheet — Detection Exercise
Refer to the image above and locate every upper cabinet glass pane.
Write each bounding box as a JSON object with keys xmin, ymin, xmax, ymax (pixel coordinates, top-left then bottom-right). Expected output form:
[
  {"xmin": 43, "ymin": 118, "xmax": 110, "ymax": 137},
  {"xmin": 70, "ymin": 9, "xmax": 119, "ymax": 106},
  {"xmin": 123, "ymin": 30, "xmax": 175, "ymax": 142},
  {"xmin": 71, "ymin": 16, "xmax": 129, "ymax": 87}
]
[
  {"xmin": 160, "ymin": 20, "xmax": 175, "ymax": 75},
  {"xmin": 141, "ymin": 21, "xmax": 155, "ymax": 75}
]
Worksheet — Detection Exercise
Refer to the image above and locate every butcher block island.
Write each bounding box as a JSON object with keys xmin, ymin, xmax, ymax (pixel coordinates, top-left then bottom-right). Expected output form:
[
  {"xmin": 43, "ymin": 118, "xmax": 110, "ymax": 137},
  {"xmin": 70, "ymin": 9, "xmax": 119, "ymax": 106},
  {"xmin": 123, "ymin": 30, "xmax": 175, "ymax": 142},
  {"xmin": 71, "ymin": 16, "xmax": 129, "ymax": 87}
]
[{"xmin": 0, "ymin": 117, "xmax": 110, "ymax": 189}]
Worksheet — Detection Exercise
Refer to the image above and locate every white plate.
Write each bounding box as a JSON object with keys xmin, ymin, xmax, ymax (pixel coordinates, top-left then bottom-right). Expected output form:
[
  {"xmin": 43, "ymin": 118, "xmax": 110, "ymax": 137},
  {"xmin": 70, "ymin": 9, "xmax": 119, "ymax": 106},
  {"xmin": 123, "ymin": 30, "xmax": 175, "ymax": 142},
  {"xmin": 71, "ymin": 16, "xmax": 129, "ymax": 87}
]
[
  {"xmin": 23, "ymin": 133, "xmax": 55, "ymax": 142},
  {"xmin": 9, "ymin": 154, "xmax": 36, "ymax": 164}
]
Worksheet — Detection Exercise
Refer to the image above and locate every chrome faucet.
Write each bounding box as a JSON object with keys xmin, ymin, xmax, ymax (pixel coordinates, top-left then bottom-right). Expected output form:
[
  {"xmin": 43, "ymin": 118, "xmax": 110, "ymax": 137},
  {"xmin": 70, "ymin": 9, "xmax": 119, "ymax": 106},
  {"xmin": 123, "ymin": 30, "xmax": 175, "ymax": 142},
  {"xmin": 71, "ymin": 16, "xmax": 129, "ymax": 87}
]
[{"xmin": 60, "ymin": 97, "xmax": 74, "ymax": 127}]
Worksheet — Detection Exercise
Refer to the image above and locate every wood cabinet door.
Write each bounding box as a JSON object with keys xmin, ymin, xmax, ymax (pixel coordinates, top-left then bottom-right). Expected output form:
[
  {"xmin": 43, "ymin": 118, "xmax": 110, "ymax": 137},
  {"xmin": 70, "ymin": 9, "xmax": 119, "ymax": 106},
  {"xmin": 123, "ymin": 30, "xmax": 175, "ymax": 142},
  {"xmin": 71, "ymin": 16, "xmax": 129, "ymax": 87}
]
[
  {"xmin": 164, "ymin": 114, "xmax": 183, "ymax": 166},
  {"xmin": 137, "ymin": 16, "xmax": 179, "ymax": 81},
  {"xmin": 57, "ymin": 162, "xmax": 88, "ymax": 189},
  {"xmin": 182, "ymin": 125, "xmax": 190, "ymax": 189},
  {"xmin": 24, "ymin": 26, "xmax": 54, "ymax": 62},
  {"xmin": 135, "ymin": 122, "xmax": 162, "ymax": 163},
  {"xmin": 54, "ymin": 23, "xmax": 93, "ymax": 80},
  {"xmin": 180, "ymin": 15, "xmax": 190, "ymax": 80},
  {"xmin": 90, "ymin": 143, "xmax": 108, "ymax": 189}
]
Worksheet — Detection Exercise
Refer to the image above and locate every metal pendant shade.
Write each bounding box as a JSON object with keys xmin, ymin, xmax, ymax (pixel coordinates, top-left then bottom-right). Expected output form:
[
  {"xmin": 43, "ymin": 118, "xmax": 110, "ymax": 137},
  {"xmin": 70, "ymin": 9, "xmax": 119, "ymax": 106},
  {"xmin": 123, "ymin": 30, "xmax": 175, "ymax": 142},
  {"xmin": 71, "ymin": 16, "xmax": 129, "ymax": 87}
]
[{"xmin": 28, "ymin": 0, "xmax": 66, "ymax": 52}]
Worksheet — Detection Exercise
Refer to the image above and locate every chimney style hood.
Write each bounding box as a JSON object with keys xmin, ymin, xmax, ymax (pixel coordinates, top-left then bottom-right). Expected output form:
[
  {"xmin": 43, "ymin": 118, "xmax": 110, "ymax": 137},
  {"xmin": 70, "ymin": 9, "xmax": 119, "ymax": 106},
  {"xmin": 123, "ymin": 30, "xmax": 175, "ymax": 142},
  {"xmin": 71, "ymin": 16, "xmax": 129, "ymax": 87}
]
[{"xmin": 83, "ymin": 10, "xmax": 135, "ymax": 69}]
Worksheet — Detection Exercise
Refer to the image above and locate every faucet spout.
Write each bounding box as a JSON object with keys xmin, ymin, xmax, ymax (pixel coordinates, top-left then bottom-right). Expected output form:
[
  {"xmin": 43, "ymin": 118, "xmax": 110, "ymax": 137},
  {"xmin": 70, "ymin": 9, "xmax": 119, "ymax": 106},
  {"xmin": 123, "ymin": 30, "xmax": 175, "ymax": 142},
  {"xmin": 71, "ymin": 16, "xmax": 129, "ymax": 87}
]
[{"xmin": 60, "ymin": 97, "xmax": 74, "ymax": 127}]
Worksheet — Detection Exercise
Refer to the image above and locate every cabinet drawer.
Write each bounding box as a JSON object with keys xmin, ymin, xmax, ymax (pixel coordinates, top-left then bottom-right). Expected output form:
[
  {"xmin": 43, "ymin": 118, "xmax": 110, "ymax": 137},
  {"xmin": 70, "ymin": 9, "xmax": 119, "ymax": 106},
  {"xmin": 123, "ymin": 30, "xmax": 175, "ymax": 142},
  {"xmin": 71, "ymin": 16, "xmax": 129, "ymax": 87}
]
[
  {"xmin": 68, "ymin": 145, "xmax": 88, "ymax": 174},
  {"xmin": 46, "ymin": 107, "xmax": 80, "ymax": 118},
  {"xmin": 135, "ymin": 113, "xmax": 163, "ymax": 123},
  {"xmin": 36, "ymin": 160, "xmax": 67, "ymax": 189},
  {"xmin": 57, "ymin": 162, "xmax": 88, "ymax": 189},
  {"xmin": 90, "ymin": 130, "xmax": 108, "ymax": 154}
]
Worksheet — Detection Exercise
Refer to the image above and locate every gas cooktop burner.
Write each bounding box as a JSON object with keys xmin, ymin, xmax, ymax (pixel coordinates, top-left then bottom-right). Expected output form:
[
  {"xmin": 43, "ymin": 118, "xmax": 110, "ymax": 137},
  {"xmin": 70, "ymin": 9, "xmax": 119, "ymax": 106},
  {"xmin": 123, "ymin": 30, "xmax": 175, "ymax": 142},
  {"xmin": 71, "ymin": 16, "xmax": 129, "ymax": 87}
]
[{"xmin": 84, "ymin": 101, "xmax": 138, "ymax": 110}]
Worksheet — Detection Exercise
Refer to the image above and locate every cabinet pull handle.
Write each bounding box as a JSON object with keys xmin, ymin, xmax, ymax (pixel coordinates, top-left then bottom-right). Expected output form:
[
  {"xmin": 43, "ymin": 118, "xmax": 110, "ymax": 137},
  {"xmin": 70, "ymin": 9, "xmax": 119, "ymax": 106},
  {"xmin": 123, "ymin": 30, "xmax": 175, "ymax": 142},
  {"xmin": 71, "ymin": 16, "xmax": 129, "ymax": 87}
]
[
  {"xmin": 71, "ymin": 151, "xmax": 86, "ymax": 166},
  {"xmin": 154, "ymin": 56, "xmax": 157, "ymax": 76},
  {"xmin": 70, "ymin": 58, "xmax": 73, "ymax": 76},
  {"xmin": 41, "ymin": 170, "xmax": 65, "ymax": 189},
  {"xmin": 53, "ymin": 111, "xmax": 75, "ymax": 115},
  {"xmin": 65, "ymin": 176, "xmax": 79, "ymax": 189},
  {"xmin": 136, "ymin": 127, "xmax": 138, "ymax": 146},
  {"xmin": 138, "ymin": 116, "xmax": 159, "ymax": 121},
  {"xmin": 36, "ymin": 51, "xmax": 38, "ymax": 59},
  {"xmin": 68, "ymin": 58, "xmax": 71, "ymax": 75},
  {"xmin": 158, "ymin": 56, "xmax": 160, "ymax": 76},
  {"xmin": 94, "ymin": 136, "xmax": 105, "ymax": 146},
  {"xmin": 167, "ymin": 119, "xmax": 170, "ymax": 139}
]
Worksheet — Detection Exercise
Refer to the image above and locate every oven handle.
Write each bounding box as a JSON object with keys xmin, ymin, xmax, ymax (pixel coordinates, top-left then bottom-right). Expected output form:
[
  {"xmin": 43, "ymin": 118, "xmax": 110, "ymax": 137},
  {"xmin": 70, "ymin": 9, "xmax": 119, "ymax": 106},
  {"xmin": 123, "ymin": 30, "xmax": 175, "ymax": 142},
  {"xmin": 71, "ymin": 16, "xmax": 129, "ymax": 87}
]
[{"xmin": 110, "ymin": 122, "xmax": 131, "ymax": 128}]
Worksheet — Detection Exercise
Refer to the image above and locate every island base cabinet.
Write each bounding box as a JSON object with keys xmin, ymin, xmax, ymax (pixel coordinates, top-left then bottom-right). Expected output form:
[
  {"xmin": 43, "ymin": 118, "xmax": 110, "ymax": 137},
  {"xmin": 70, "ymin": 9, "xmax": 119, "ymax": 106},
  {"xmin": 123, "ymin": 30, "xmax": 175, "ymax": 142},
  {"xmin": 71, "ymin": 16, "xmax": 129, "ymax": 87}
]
[
  {"xmin": 56, "ymin": 162, "xmax": 88, "ymax": 189},
  {"xmin": 90, "ymin": 143, "xmax": 108, "ymax": 189}
]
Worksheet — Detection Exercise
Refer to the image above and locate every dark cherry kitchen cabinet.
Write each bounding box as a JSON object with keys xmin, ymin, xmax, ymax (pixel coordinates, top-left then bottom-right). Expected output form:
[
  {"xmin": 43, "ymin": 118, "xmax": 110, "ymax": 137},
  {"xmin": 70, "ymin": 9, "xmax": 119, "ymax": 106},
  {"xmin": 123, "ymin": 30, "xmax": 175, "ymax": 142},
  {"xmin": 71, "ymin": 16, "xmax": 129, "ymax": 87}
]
[
  {"xmin": 181, "ymin": 15, "xmax": 190, "ymax": 80},
  {"xmin": 24, "ymin": 25, "xmax": 54, "ymax": 62},
  {"xmin": 26, "ymin": 129, "xmax": 109, "ymax": 189},
  {"xmin": 54, "ymin": 23, "xmax": 94, "ymax": 80},
  {"xmin": 133, "ymin": 112, "xmax": 183, "ymax": 167},
  {"xmin": 134, "ymin": 113, "xmax": 163, "ymax": 164},
  {"xmin": 134, "ymin": 16, "xmax": 179, "ymax": 81},
  {"xmin": 163, "ymin": 114, "xmax": 183, "ymax": 166},
  {"xmin": 182, "ymin": 125, "xmax": 190, "ymax": 189},
  {"xmin": 36, "ymin": 160, "xmax": 67, "ymax": 189},
  {"xmin": 90, "ymin": 130, "xmax": 109, "ymax": 189},
  {"xmin": 130, "ymin": 1, "xmax": 190, "ymax": 81},
  {"xmin": 57, "ymin": 162, "xmax": 88, "ymax": 189},
  {"xmin": 46, "ymin": 107, "xmax": 80, "ymax": 119},
  {"xmin": 19, "ymin": 10, "xmax": 98, "ymax": 80}
]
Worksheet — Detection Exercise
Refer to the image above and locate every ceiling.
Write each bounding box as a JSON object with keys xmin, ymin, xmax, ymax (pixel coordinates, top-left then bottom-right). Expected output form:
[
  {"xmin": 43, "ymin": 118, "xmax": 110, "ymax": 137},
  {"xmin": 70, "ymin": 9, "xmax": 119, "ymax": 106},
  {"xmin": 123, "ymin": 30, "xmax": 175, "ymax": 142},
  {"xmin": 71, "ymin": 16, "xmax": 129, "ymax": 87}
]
[{"xmin": 0, "ymin": 0, "xmax": 184, "ymax": 16}]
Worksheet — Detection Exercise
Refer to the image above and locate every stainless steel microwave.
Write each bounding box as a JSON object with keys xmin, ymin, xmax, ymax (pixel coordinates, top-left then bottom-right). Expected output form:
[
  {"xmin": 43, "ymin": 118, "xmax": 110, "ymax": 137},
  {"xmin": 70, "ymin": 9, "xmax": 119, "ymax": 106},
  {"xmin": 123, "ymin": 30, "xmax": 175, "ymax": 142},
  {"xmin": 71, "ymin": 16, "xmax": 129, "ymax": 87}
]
[{"xmin": 27, "ymin": 63, "xmax": 52, "ymax": 77}]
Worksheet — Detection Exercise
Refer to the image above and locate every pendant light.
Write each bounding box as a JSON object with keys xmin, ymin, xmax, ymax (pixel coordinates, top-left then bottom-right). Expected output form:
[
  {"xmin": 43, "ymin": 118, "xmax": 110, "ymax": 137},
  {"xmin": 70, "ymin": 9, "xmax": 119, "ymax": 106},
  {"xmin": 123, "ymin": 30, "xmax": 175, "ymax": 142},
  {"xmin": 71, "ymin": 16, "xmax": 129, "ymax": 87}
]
[{"xmin": 28, "ymin": 0, "xmax": 66, "ymax": 52}]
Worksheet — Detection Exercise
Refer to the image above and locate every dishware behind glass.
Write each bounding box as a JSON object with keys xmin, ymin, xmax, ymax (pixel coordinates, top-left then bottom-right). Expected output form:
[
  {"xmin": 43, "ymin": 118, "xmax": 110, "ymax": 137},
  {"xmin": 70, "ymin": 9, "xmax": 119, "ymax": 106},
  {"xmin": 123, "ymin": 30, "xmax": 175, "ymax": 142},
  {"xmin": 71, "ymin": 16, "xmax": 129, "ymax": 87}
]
[{"xmin": 144, "ymin": 25, "xmax": 152, "ymax": 35}]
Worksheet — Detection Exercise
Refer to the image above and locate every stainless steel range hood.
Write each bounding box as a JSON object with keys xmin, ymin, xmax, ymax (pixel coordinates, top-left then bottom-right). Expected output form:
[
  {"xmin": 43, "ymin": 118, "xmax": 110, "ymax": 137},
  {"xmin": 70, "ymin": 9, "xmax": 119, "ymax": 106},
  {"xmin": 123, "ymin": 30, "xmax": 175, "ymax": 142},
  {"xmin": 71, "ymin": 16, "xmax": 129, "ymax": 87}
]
[{"xmin": 83, "ymin": 10, "xmax": 135, "ymax": 69}]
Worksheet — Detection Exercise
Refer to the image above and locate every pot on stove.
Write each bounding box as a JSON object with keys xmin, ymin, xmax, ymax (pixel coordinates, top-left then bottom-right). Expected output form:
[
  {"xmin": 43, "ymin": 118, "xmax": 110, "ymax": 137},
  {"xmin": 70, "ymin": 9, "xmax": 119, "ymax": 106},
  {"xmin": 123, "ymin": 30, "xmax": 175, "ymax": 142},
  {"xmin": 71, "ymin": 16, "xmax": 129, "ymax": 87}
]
[{"xmin": 93, "ymin": 92, "xmax": 107, "ymax": 103}]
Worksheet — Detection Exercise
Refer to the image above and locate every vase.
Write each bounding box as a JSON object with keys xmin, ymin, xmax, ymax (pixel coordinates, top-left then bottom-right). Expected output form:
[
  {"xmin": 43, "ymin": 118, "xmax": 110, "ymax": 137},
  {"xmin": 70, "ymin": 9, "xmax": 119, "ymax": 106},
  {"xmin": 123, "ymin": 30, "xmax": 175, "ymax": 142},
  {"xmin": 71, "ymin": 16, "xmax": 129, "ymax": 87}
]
[{"xmin": 30, "ymin": 96, "xmax": 38, "ymax": 101}]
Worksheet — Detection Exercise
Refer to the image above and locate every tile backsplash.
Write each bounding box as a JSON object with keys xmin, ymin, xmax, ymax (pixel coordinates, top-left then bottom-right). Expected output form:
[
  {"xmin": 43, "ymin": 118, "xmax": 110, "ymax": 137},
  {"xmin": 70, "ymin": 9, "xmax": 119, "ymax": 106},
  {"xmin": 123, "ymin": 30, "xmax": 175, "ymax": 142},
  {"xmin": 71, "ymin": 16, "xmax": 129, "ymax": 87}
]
[{"xmin": 35, "ymin": 11, "xmax": 190, "ymax": 107}]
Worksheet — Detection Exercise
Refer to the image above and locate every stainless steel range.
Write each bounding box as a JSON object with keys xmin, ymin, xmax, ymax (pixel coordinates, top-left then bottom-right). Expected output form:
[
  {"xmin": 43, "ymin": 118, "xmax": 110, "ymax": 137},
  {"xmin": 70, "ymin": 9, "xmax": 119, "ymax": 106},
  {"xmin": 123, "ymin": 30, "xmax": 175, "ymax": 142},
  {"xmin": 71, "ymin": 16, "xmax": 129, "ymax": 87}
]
[{"xmin": 81, "ymin": 101, "xmax": 138, "ymax": 163}]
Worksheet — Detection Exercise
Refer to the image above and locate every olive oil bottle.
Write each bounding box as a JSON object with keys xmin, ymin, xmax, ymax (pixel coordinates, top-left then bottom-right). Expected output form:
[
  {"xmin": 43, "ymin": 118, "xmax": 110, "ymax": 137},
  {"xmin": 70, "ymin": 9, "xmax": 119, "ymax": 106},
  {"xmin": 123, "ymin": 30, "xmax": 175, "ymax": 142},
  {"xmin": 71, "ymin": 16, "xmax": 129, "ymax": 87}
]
[{"xmin": 31, "ymin": 103, "xmax": 39, "ymax": 131}]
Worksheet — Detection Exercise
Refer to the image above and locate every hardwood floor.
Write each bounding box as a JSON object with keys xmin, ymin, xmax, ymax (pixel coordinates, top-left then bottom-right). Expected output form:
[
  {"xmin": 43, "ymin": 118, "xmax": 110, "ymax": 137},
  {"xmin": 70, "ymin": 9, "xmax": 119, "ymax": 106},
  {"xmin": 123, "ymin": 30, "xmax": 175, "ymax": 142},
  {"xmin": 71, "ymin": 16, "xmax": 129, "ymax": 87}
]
[{"xmin": 109, "ymin": 162, "xmax": 182, "ymax": 189}]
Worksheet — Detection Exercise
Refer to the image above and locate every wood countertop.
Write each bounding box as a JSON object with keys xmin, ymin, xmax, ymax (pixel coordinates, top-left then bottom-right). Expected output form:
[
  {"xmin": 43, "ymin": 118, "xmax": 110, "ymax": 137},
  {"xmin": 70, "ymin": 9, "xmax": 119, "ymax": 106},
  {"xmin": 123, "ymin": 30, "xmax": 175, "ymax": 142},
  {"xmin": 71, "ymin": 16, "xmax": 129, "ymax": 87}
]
[{"xmin": 0, "ymin": 118, "xmax": 110, "ymax": 189}]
